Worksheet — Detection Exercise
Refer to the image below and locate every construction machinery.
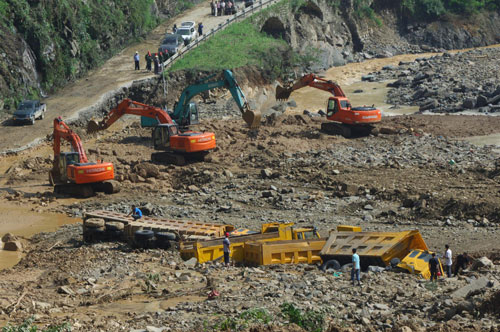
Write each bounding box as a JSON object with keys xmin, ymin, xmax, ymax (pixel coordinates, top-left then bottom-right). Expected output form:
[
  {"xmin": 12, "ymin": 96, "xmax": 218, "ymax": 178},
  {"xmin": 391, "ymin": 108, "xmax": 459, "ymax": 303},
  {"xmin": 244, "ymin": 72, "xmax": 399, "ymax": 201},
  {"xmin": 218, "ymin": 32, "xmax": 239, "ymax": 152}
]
[
  {"xmin": 141, "ymin": 69, "xmax": 261, "ymax": 129},
  {"xmin": 319, "ymin": 228, "xmax": 429, "ymax": 271},
  {"xmin": 180, "ymin": 223, "xmax": 320, "ymax": 264},
  {"xmin": 276, "ymin": 73, "xmax": 381, "ymax": 137},
  {"xmin": 87, "ymin": 99, "xmax": 216, "ymax": 165},
  {"xmin": 49, "ymin": 117, "xmax": 117, "ymax": 197}
]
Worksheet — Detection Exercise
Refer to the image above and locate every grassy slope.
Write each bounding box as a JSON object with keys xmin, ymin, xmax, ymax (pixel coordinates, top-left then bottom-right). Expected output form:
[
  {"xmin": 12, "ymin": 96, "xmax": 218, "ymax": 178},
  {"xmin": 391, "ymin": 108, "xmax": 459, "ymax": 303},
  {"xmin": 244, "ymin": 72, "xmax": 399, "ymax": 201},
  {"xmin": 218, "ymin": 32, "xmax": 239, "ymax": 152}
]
[{"xmin": 169, "ymin": 21, "xmax": 287, "ymax": 72}]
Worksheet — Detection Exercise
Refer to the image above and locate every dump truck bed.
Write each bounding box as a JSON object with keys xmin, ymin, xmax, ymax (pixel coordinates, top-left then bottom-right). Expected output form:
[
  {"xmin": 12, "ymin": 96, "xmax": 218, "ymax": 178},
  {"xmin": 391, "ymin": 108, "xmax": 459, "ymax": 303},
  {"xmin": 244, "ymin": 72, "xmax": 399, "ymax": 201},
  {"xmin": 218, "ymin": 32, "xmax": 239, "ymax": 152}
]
[
  {"xmin": 244, "ymin": 239, "xmax": 326, "ymax": 266},
  {"xmin": 319, "ymin": 230, "xmax": 428, "ymax": 269},
  {"xmin": 180, "ymin": 223, "xmax": 294, "ymax": 263},
  {"xmin": 85, "ymin": 210, "xmax": 234, "ymax": 241}
]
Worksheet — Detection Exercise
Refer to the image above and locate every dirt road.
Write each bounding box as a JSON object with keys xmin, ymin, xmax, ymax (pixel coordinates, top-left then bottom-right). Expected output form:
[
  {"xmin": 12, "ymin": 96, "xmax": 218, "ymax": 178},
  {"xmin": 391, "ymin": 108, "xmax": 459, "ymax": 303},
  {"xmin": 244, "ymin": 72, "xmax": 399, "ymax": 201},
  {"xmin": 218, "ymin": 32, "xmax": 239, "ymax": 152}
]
[{"xmin": 0, "ymin": 3, "xmax": 232, "ymax": 153}]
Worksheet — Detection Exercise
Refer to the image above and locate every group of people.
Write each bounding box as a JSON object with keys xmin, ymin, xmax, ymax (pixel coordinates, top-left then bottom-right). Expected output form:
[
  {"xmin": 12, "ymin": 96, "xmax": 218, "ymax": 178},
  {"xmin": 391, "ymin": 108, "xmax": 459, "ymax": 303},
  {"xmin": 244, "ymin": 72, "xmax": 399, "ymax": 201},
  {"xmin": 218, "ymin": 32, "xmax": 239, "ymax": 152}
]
[
  {"xmin": 429, "ymin": 245, "xmax": 471, "ymax": 282},
  {"xmin": 134, "ymin": 51, "xmax": 172, "ymax": 74},
  {"xmin": 350, "ymin": 245, "xmax": 472, "ymax": 287},
  {"xmin": 210, "ymin": 0, "xmax": 236, "ymax": 16}
]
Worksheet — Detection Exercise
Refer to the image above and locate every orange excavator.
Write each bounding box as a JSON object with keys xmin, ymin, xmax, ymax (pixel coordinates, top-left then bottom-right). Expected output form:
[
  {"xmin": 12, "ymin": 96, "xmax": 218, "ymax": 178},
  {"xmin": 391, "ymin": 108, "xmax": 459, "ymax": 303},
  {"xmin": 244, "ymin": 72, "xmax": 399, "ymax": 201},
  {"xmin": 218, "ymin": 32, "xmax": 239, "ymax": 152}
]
[
  {"xmin": 276, "ymin": 74, "xmax": 381, "ymax": 137},
  {"xmin": 50, "ymin": 117, "xmax": 117, "ymax": 197},
  {"xmin": 87, "ymin": 98, "xmax": 216, "ymax": 165}
]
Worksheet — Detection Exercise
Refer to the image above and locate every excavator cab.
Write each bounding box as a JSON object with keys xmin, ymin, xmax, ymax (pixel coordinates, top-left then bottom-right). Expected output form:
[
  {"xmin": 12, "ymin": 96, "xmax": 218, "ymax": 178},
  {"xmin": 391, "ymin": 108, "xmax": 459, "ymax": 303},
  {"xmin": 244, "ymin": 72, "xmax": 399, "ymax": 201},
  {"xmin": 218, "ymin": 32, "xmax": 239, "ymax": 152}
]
[
  {"xmin": 152, "ymin": 123, "xmax": 179, "ymax": 150},
  {"xmin": 57, "ymin": 152, "xmax": 80, "ymax": 181},
  {"xmin": 186, "ymin": 102, "xmax": 199, "ymax": 126}
]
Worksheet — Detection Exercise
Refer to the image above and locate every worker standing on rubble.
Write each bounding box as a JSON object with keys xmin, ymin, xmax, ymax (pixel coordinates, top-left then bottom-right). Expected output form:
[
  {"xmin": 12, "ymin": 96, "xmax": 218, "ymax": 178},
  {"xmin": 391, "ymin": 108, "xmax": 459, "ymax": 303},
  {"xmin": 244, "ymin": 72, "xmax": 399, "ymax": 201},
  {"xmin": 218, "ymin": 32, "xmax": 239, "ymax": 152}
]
[
  {"xmin": 429, "ymin": 252, "xmax": 439, "ymax": 282},
  {"xmin": 444, "ymin": 244, "xmax": 453, "ymax": 278},
  {"xmin": 454, "ymin": 252, "xmax": 470, "ymax": 276},
  {"xmin": 145, "ymin": 51, "xmax": 152, "ymax": 72},
  {"xmin": 134, "ymin": 51, "xmax": 140, "ymax": 70},
  {"xmin": 127, "ymin": 205, "xmax": 143, "ymax": 220},
  {"xmin": 153, "ymin": 55, "xmax": 159, "ymax": 74},
  {"xmin": 351, "ymin": 248, "xmax": 361, "ymax": 286},
  {"xmin": 223, "ymin": 232, "xmax": 230, "ymax": 266}
]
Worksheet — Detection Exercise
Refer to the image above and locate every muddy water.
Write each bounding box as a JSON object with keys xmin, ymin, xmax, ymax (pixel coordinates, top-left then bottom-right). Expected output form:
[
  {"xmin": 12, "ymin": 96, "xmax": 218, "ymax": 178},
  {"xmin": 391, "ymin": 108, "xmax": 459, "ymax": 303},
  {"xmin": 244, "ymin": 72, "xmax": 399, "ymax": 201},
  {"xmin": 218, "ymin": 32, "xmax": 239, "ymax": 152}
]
[{"xmin": 0, "ymin": 203, "xmax": 79, "ymax": 270}]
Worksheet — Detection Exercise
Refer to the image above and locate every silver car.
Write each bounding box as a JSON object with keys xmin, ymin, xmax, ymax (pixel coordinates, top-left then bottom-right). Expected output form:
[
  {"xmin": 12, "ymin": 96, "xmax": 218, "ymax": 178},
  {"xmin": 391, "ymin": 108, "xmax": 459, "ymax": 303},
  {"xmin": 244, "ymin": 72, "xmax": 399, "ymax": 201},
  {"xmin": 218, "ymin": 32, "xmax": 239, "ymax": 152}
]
[{"xmin": 158, "ymin": 34, "xmax": 184, "ymax": 54}]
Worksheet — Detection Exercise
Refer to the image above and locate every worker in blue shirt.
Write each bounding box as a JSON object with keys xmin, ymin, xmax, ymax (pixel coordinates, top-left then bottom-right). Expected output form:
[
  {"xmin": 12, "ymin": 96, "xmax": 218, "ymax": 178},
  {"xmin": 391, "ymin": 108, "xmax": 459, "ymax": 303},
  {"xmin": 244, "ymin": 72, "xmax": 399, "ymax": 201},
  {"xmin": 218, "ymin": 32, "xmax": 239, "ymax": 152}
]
[
  {"xmin": 351, "ymin": 248, "xmax": 361, "ymax": 286},
  {"xmin": 128, "ymin": 205, "xmax": 143, "ymax": 220}
]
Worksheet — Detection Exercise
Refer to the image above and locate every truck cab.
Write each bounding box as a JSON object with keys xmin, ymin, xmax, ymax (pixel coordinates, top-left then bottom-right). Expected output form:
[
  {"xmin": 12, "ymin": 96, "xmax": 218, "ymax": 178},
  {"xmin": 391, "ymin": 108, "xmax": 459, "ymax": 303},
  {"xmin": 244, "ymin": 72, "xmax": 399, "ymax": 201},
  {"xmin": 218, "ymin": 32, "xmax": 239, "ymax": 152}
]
[{"xmin": 293, "ymin": 227, "xmax": 320, "ymax": 240}]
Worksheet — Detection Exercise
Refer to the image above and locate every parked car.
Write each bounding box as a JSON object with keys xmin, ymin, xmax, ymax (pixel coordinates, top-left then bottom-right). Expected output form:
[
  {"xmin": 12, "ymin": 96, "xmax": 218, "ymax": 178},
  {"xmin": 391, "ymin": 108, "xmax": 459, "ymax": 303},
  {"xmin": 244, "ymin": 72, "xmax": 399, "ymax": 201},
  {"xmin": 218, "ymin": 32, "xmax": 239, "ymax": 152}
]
[
  {"xmin": 177, "ymin": 21, "xmax": 198, "ymax": 44},
  {"xmin": 244, "ymin": 0, "xmax": 254, "ymax": 7},
  {"xmin": 158, "ymin": 34, "xmax": 184, "ymax": 54},
  {"xmin": 12, "ymin": 100, "xmax": 46, "ymax": 125},
  {"xmin": 180, "ymin": 21, "xmax": 195, "ymax": 29}
]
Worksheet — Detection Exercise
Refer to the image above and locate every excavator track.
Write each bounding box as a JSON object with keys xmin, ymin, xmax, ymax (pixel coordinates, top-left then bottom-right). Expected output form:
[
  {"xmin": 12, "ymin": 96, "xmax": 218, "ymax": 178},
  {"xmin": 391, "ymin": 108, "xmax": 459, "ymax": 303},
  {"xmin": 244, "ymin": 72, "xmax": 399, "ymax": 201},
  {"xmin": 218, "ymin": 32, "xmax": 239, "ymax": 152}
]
[
  {"xmin": 151, "ymin": 151, "xmax": 208, "ymax": 166},
  {"xmin": 52, "ymin": 179, "xmax": 120, "ymax": 198},
  {"xmin": 321, "ymin": 122, "xmax": 352, "ymax": 138},
  {"xmin": 321, "ymin": 122, "xmax": 374, "ymax": 138}
]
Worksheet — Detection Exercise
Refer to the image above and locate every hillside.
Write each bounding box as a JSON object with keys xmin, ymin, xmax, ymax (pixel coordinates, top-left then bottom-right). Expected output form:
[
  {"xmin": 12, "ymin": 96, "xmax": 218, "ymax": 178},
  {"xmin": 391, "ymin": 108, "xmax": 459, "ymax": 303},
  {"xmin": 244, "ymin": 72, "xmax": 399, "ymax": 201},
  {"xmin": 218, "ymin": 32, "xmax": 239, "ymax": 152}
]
[{"xmin": 0, "ymin": 0, "xmax": 198, "ymax": 111}]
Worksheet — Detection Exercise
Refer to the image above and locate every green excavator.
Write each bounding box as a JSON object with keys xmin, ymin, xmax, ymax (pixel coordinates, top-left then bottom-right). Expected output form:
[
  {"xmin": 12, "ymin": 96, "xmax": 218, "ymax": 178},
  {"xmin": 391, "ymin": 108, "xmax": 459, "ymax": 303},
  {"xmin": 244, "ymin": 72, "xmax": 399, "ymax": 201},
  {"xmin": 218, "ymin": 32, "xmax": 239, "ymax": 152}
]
[{"xmin": 141, "ymin": 69, "xmax": 261, "ymax": 129}]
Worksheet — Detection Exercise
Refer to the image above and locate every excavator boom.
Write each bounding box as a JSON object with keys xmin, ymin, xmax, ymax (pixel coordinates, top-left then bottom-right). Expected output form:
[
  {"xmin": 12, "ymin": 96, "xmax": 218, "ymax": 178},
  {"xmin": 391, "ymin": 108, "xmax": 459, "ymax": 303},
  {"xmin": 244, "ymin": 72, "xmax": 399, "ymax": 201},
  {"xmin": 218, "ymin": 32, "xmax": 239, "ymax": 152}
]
[
  {"xmin": 276, "ymin": 74, "xmax": 346, "ymax": 100},
  {"xmin": 87, "ymin": 99, "xmax": 172, "ymax": 133},
  {"xmin": 87, "ymin": 99, "xmax": 216, "ymax": 163},
  {"xmin": 171, "ymin": 69, "xmax": 261, "ymax": 128}
]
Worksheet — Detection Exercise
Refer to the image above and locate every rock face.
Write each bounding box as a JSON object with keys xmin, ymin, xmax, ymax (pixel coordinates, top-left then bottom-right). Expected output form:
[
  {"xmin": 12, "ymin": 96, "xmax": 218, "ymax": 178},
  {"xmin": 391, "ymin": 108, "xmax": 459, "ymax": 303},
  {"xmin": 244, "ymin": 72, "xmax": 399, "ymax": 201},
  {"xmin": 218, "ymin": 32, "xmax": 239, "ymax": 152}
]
[{"xmin": 251, "ymin": 0, "xmax": 500, "ymax": 71}]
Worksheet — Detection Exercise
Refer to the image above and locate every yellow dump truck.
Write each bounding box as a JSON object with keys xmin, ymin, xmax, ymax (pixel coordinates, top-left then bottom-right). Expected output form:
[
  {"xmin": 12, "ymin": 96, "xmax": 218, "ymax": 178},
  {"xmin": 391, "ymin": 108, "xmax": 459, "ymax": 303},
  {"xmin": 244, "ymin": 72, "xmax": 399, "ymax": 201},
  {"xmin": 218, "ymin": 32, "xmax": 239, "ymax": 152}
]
[
  {"xmin": 244, "ymin": 239, "xmax": 326, "ymax": 266},
  {"xmin": 397, "ymin": 249, "xmax": 444, "ymax": 280},
  {"xmin": 319, "ymin": 229, "xmax": 428, "ymax": 270},
  {"xmin": 180, "ymin": 223, "xmax": 320, "ymax": 264}
]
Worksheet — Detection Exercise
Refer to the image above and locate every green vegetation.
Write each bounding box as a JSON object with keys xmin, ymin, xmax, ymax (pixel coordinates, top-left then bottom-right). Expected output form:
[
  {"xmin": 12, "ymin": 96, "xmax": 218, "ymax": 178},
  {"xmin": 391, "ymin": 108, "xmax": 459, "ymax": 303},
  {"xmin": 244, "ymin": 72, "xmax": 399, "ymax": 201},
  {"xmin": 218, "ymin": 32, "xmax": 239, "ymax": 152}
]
[
  {"xmin": 169, "ymin": 21, "xmax": 288, "ymax": 74},
  {"xmin": 169, "ymin": 0, "xmax": 319, "ymax": 79},
  {"xmin": 205, "ymin": 308, "xmax": 273, "ymax": 331},
  {"xmin": 0, "ymin": 0, "xmax": 196, "ymax": 111},
  {"xmin": 280, "ymin": 302, "xmax": 325, "ymax": 332},
  {"xmin": 402, "ymin": 0, "xmax": 500, "ymax": 19},
  {"xmin": 2, "ymin": 318, "xmax": 71, "ymax": 332},
  {"xmin": 354, "ymin": 0, "xmax": 383, "ymax": 26}
]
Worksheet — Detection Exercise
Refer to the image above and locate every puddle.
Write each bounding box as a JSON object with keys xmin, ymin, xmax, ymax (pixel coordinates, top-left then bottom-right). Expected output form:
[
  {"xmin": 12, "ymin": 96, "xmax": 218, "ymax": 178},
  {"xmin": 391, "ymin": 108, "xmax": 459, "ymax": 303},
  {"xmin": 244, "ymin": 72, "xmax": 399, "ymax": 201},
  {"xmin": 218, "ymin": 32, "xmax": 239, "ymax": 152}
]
[
  {"xmin": 459, "ymin": 133, "xmax": 500, "ymax": 152},
  {"xmin": 0, "ymin": 203, "xmax": 79, "ymax": 270}
]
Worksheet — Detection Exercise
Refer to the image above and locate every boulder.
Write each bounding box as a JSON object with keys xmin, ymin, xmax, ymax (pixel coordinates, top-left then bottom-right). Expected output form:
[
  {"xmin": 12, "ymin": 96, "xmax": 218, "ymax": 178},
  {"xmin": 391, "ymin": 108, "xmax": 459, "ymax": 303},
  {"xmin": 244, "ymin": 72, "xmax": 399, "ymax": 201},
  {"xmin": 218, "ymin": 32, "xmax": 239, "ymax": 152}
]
[
  {"xmin": 1, "ymin": 233, "xmax": 18, "ymax": 243},
  {"xmin": 471, "ymin": 256, "xmax": 493, "ymax": 270},
  {"xmin": 134, "ymin": 162, "xmax": 160, "ymax": 178},
  {"xmin": 3, "ymin": 241, "xmax": 22, "ymax": 251},
  {"xmin": 451, "ymin": 276, "xmax": 489, "ymax": 299}
]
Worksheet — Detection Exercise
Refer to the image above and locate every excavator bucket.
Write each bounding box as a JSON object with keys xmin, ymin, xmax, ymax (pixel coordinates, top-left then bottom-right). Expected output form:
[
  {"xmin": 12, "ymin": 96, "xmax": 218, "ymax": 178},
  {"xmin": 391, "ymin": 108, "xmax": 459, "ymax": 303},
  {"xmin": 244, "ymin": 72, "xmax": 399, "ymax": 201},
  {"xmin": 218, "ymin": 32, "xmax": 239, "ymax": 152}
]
[
  {"xmin": 242, "ymin": 109, "xmax": 261, "ymax": 129},
  {"xmin": 275, "ymin": 84, "xmax": 293, "ymax": 101},
  {"xmin": 87, "ymin": 120, "xmax": 102, "ymax": 134}
]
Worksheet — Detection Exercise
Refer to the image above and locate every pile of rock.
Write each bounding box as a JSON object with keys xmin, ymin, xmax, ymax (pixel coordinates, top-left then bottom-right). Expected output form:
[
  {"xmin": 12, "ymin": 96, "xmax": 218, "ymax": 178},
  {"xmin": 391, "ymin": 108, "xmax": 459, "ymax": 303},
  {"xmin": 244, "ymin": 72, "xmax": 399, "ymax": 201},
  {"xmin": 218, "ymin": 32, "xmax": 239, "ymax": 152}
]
[{"xmin": 371, "ymin": 48, "xmax": 500, "ymax": 114}]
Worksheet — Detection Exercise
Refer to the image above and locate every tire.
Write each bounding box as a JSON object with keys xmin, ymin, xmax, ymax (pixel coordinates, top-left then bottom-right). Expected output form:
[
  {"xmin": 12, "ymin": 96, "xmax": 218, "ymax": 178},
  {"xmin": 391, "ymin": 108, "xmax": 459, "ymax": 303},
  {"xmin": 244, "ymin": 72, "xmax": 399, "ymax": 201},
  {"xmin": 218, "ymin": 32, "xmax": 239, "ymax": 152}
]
[
  {"xmin": 30, "ymin": 118, "xmax": 35, "ymax": 125},
  {"xmin": 106, "ymin": 221, "xmax": 124, "ymax": 231},
  {"xmin": 85, "ymin": 218, "xmax": 105, "ymax": 228},
  {"xmin": 106, "ymin": 229, "xmax": 124, "ymax": 241},
  {"xmin": 156, "ymin": 232, "xmax": 176, "ymax": 241},
  {"xmin": 40, "ymin": 112, "xmax": 45, "ymax": 120},
  {"xmin": 135, "ymin": 229, "xmax": 155, "ymax": 241},
  {"xmin": 321, "ymin": 259, "xmax": 341, "ymax": 272},
  {"xmin": 156, "ymin": 232, "xmax": 175, "ymax": 249},
  {"xmin": 390, "ymin": 257, "xmax": 401, "ymax": 267},
  {"xmin": 84, "ymin": 228, "xmax": 105, "ymax": 243},
  {"xmin": 134, "ymin": 229, "xmax": 155, "ymax": 249}
]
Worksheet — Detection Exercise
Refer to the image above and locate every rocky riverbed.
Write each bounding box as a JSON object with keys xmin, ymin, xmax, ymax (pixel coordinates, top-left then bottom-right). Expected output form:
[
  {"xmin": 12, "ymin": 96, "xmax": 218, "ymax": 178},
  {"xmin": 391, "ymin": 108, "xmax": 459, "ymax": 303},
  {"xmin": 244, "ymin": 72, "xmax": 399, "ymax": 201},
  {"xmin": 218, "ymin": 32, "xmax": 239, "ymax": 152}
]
[{"xmin": 364, "ymin": 47, "xmax": 500, "ymax": 114}]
